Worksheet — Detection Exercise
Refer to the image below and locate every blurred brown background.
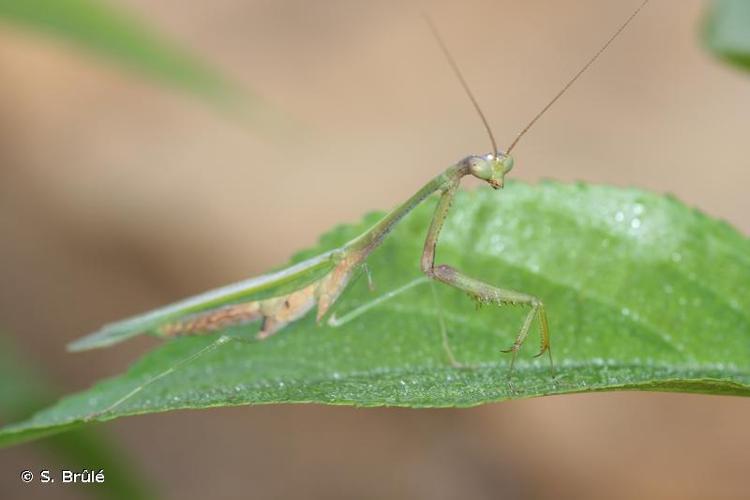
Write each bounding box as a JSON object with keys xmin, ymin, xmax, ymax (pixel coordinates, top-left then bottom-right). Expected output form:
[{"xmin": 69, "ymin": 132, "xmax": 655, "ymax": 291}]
[{"xmin": 2, "ymin": 0, "xmax": 749, "ymax": 498}]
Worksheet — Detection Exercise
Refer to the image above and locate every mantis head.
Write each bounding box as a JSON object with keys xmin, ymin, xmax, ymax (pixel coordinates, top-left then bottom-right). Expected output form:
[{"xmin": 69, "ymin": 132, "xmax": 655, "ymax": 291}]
[{"xmin": 464, "ymin": 153, "xmax": 514, "ymax": 189}]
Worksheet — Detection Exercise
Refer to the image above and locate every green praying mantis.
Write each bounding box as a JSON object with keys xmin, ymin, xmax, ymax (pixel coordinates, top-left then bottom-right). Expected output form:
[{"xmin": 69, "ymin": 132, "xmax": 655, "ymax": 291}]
[{"xmin": 68, "ymin": 0, "xmax": 651, "ymax": 416}]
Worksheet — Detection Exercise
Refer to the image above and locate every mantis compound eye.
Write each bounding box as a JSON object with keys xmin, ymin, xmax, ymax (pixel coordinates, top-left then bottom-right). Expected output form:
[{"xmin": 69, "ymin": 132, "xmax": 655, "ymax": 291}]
[
  {"xmin": 465, "ymin": 155, "xmax": 493, "ymax": 180},
  {"xmin": 500, "ymin": 154, "xmax": 514, "ymax": 174}
]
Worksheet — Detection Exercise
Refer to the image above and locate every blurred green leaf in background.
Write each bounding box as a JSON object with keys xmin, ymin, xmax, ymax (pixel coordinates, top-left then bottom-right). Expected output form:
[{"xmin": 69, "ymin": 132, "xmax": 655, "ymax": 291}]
[
  {"xmin": 1, "ymin": 182, "xmax": 748, "ymax": 448},
  {"xmin": 704, "ymin": 0, "xmax": 750, "ymax": 71},
  {"xmin": 0, "ymin": 0, "xmax": 255, "ymax": 110}
]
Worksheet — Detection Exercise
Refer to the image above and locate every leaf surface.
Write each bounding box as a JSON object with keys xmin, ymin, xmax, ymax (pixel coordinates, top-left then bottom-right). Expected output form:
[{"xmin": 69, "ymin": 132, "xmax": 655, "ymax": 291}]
[{"xmin": 2, "ymin": 182, "xmax": 749, "ymax": 447}]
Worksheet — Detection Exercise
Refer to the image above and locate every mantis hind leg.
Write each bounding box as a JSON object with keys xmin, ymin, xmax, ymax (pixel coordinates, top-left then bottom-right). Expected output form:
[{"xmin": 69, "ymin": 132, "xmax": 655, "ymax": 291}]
[
  {"xmin": 83, "ymin": 335, "xmax": 232, "ymax": 422},
  {"xmin": 326, "ymin": 276, "xmax": 466, "ymax": 367}
]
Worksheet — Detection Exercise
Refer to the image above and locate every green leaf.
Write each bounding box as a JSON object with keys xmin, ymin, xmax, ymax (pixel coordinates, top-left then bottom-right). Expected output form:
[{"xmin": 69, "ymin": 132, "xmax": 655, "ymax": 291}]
[
  {"xmin": 0, "ymin": 0, "xmax": 246, "ymax": 106},
  {"xmin": 704, "ymin": 0, "xmax": 750, "ymax": 71},
  {"xmin": 2, "ymin": 182, "xmax": 749, "ymax": 448}
]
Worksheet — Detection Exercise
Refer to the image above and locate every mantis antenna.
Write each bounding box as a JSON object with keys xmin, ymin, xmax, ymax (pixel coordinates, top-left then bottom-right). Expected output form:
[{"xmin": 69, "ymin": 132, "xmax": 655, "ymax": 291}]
[
  {"xmin": 422, "ymin": 12, "xmax": 499, "ymax": 157},
  {"xmin": 507, "ymin": 0, "xmax": 651, "ymax": 153},
  {"xmin": 423, "ymin": 0, "xmax": 651, "ymax": 156}
]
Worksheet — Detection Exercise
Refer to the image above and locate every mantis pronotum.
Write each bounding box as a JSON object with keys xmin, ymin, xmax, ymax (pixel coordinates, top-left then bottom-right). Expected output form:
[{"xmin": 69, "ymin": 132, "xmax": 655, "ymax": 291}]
[{"xmin": 69, "ymin": 1, "xmax": 651, "ymax": 416}]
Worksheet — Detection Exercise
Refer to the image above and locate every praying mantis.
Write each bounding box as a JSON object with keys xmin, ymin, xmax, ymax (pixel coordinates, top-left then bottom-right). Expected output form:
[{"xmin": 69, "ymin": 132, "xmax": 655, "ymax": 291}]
[{"xmin": 68, "ymin": 1, "xmax": 651, "ymax": 415}]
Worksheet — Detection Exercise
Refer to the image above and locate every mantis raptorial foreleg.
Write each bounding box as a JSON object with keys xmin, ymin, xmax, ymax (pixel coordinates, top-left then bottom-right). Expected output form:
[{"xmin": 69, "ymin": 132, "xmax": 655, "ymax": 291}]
[
  {"xmin": 420, "ymin": 179, "xmax": 553, "ymax": 377},
  {"xmin": 328, "ymin": 175, "xmax": 552, "ymax": 375}
]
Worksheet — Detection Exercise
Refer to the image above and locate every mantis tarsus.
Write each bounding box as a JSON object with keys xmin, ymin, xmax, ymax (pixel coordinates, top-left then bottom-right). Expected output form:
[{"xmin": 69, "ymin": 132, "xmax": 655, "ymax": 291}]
[{"xmin": 69, "ymin": 0, "xmax": 651, "ymax": 417}]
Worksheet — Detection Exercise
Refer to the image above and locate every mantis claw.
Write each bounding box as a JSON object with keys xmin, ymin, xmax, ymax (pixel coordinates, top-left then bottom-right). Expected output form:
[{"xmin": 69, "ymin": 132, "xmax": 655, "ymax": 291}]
[{"xmin": 532, "ymin": 348, "xmax": 547, "ymax": 358}]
